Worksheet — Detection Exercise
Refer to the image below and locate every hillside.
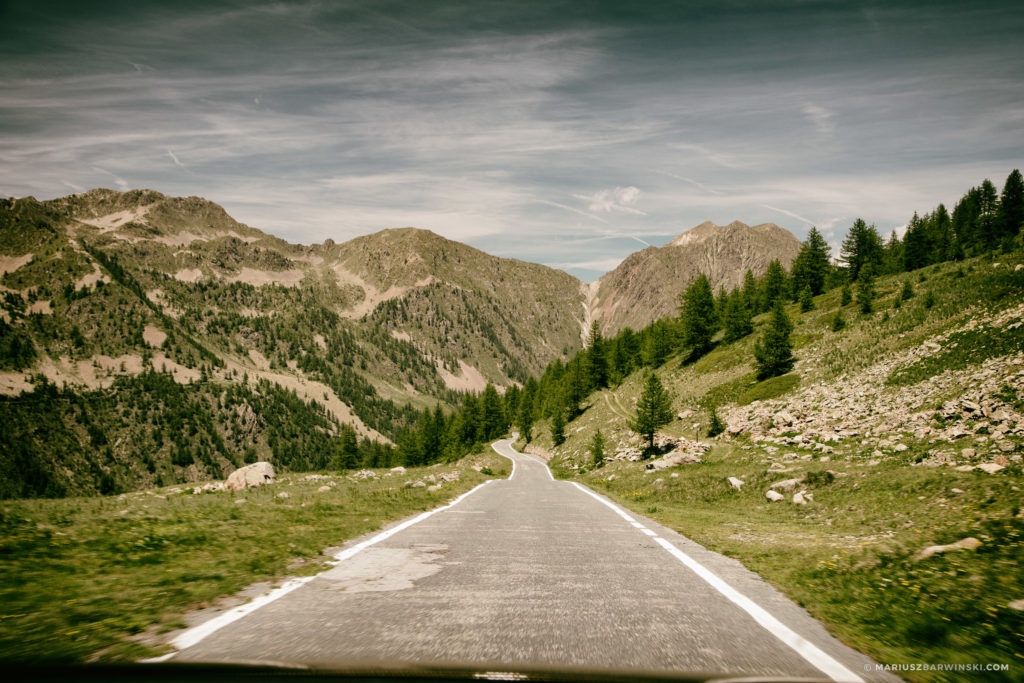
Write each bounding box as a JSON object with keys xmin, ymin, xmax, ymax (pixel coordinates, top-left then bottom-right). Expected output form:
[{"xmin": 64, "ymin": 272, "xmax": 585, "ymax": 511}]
[
  {"xmin": 525, "ymin": 254, "xmax": 1024, "ymax": 677},
  {"xmin": 0, "ymin": 189, "xmax": 584, "ymax": 495},
  {"xmin": 589, "ymin": 220, "xmax": 801, "ymax": 335}
]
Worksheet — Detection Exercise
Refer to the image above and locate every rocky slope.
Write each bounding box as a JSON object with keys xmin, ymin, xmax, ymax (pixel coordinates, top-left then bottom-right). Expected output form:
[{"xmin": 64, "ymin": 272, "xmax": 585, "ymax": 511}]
[
  {"xmin": 589, "ymin": 220, "xmax": 801, "ymax": 335},
  {"xmin": 0, "ymin": 189, "xmax": 585, "ymax": 494}
]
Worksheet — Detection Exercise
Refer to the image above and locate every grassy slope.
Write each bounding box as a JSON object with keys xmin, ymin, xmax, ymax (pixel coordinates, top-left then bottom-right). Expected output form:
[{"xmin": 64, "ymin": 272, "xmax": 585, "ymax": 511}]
[
  {"xmin": 534, "ymin": 255, "xmax": 1024, "ymax": 681},
  {"xmin": 0, "ymin": 450, "xmax": 509, "ymax": 663}
]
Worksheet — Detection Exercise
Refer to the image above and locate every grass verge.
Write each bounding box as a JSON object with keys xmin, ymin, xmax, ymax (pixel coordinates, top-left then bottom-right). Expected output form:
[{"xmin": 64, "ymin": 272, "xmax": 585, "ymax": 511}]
[{"xmin": 0, "ymin": 451, "xmax": 508, "ymax": 663}]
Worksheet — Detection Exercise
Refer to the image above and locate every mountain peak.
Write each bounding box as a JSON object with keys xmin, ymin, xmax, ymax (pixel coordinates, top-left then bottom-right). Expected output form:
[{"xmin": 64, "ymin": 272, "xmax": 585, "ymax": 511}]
[{"xmin": 591, "ymin": 219, "xmax": 801, "ymax": 335}]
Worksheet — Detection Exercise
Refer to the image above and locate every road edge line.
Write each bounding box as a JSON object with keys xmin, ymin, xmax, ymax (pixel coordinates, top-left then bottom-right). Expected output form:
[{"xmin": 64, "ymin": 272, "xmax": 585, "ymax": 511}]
[
  {"xmin": 154, "ymin": 479, "xmax": 495, "ymax": 658},
  {"xmin": 570, "ymin": 482, "xmax": 864, "ymax": 683}
]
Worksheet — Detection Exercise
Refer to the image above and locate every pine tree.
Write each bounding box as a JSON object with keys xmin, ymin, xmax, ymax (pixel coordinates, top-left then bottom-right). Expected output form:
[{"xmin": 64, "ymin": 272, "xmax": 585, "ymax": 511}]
[
  {"xmin": 480, "ymin": 383, "xmax": 506, "ymax": 440},
  {"xmin": 998, "ymin": 169, "xmax": 1024, "ymax": 243},
  {"xmin": 742, "ymin": 269, "xmax": 758, "ymax": 311},
  {"xmin": 707, "ymin": 405, "xmax": 724, "ymax": 438},
  {"xmin": 721, "ymin": 289, "xmax": 753, "ymax": 343},
  {"xmin": 900, "ymin": 280, "xmax": 914, "ymax": 300},
  {"xmin": 591, "ymin": 429, "xmax": 605, "ymax": 467},
  {"xmin": 550, "ymin": 410, "xmax": 566, "ymax": 447},
  {"xmin": 630, "ymin": 371, "xmax": 674, "ymax": 453},
  {"xmin": 840, "ymin": 282, "xmax": 852, "ymax": 306},
  {"xmin": 831, "ymin": 310, "xmax": 846, "ymax": 332},
  {"xmin": 840, "ymin": 218, "xmax": 884, "ymax": 281},
  {"xmin": 975, "ymin": 179, "xmax": 1000, "ymax": 249},
  {"xmin": 799, "ymin": 285, "xmax": 814, "ymax": 312},
  {"xmin": 753, "ymin": 300, "xmax": 794, "ymax": 379},
  {"xmin": 679, "ymin": 274, "xmax": 717, "ymax": 355},
  {"xmin": 855, "ymin": 263, "xmax": 876, "ymax": 315},
  {"xmin": 760, "ymin": 259, "xmax": 788, "ymax": 312},
  {"xmin": 516, "ymin": 389, "xmax": 535, "ymax": 443},
  {"xmin": 584, "ymin": 321, "xmax": 608, "ymax": 391},
  {"xmin": 790, "ymin": 227, "xmax": 831, "ymax": 296}
]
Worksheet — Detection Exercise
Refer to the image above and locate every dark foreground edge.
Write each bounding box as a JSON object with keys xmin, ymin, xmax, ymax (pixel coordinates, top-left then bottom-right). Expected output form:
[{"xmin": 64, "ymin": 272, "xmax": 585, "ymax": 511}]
[{"xmin": 4, "ymin": 662, "xmax": 832, "ymax": 683}]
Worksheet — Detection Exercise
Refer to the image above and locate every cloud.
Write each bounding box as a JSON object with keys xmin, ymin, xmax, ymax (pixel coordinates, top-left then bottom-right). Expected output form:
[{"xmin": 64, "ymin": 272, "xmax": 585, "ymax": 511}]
[
  {"xmin": 759, "ymin": 203, "xmax": 815, "ymax": 226},
  {"xmin": 535, "ymin": 199, "xmax": 609, "ymax": 224},
  {"xmin": 167, "ymin": 149, "xmax": 186, "ymax": 169},
  {"xmin": 574, "ymin": 186, "xmax": 647, "ymax": 215},
  {"xmin": 91, "ymin": 166, "xmax": 129, "ymax": 190},
  {"xmin": 801, "ymin": 104, "xmax": 835, "ymax": 138}
]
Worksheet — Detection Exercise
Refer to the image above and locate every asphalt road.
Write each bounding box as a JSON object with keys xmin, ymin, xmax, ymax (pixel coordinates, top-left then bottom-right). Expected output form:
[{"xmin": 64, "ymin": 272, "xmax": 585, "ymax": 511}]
[{"xmin": 168, "ymin": 439, "xmax": 895, "ymax": 681}]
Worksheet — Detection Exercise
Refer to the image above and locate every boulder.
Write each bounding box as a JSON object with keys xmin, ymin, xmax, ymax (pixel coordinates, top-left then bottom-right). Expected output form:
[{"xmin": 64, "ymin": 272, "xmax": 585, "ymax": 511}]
[
  {"xmin": 225, "ymin": 462, "xmax": 275, "ymax": 491},
  {"xmin": 765, "ymin": 490, "xmax": 784, "ymax": 502},
  {"xmin": 410, "ymin": 480, "xmax": 426, "ymax": 488},
  {"xmin": 727, "ymin": 477, "xmax": 744, "ymax": 490},
  {"xmin": 276, "ymin": 492, "xmax": 290, "ymax": 499},
  {"xmin": 916, "ymin": 536, "xmax": 982, "ymax": 561},
  {"xmin": 439, "ymin": 471, "xmax": 460, "ymax": 483},
  {"xmin": 770, "ymin": 477, "xmax": 805, "ymax": 491},
  {"xmin": 427, "ymin": 484, "xmax": 442, "ymax": 493},
  {"xmin": 192, "ymin": 482, "xmax": 225, "ymax": 494},
  {"xmin": 390, "ymin": 466, "xmax": 407, "ymax": 475},
  {"xmin": 353, "ymin": 469, "xmax": 377, "ymax": 480},
  {"xmin": 792, "ymin": 490, "xmax": 812, "ymax": 505},
  {"xmin": 1008, "ymin": 599, "xmax": 1024, "ymax": 611},
  {"xmin": 976, "ymin": 462, "xmax": 1005, "ymax": 474},
  {"xmin": 317, "ymin": 485, "xmax": 331, "ymax": 493}
]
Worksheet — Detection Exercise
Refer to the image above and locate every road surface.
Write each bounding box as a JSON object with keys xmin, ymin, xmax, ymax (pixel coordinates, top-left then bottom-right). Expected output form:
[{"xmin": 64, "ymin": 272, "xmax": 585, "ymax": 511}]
[{"xmin": 167, "ymin": 439, "xmax": 893, "ymax": 681}]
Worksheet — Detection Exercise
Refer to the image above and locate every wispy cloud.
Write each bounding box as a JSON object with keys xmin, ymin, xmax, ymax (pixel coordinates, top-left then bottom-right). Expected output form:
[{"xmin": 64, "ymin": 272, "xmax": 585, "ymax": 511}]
[
  {"xmin": 91, "ymin": 166, "xmax": 129, "ymax": 191},
  {"xmin": 801, "ymin": 103, "xmax": 835, "ymax": 138},
  {"xmin": 759, "ymin": 203, "xmax": 815, "ymax": 226},
  {"xmin": 535, "ymin": 199, "xmax": 609, "ymax": 224},
  {"xmin": 167, "ymin": 149, "xmax": 186, "ymax": 169},
  {"xmin": 574, "ymin": 186, "xmax": 647, "ymax": 215}
]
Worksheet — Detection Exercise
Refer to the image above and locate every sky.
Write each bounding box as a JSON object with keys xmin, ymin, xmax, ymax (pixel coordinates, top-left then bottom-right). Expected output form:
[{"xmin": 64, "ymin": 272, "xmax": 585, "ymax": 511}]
[{"xmin": 2, "ymin": 1, "xmax": 1023, "ymax": 281}]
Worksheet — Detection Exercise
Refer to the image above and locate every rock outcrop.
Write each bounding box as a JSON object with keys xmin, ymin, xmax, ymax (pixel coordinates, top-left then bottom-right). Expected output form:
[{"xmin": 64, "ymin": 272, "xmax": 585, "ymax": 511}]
[{"xmin": 225, "ymin": 462, "xmax": 275, "ymax": 491}]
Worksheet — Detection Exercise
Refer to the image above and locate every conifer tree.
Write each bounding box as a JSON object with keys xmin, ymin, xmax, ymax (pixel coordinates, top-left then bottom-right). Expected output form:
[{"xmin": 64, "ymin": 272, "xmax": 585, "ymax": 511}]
[
  {"xmin": 584, "ymin": 320, "xmax": 608, "ymax": 391},
  {"xmin": 707, "ymin": 405, "xmax": 724, "ymax": 438},
  {"xmin": 630, "ymin": 371, "xmax": 674, "ymax": 453},
  {"xmin": 900, "ymin": 280, "xmax": 914, "ymax": 300},
  {"xmin": 760, "ymin": 259, "xmax": 788, "ymax": 312},
  {"xmin": 480, "ymin": 383, "xmax": 506, "ymax": 440},
  {"xmin": 679, "ymin": 274, "xmax": 717, "ymax": 355},
  {"xmin": 742, "ymin": 269, "xmax": 758, "ymax": 311},
  {"xmin": 550, "ymin": 410, "xmax": 566, "ymax": 447},
  {"xmin": 855, "ymin": 263, "xmax": 876, "ymax": 315},
  {"xmin": 799, "ymin": 285, "xmax": 814, "ymax": 312},
  {"xmin": 999, "ymin": 169, "xmax": 1024, "ymax": 243},
  {"xmin": 840, "ymin": 218, "xmax": 884, "ymax": 281},
  {"xmin": 753, "ymin": 300, "xmax": 794, "ymax": 379},
  {"xmin": 591, "ymin": 429, "xmax": 605, "ymax": 467},
  {"xmin": 840, "ymin": 282, "xmax": 852, "ymax": 306},
  {"xmin": 516, "ymin": 393, "xmax": 534, "ymax": 443},
  {"xmin": 831, "ymin": 310, "xmax": 846, "ymax": 332},
  {"xmin": 721, "ymin": 289, "xmax": 753, "ymax": 343},
  {"xmin": 790, "ymin": 227, "xmax": 831, "ymax": 296}
]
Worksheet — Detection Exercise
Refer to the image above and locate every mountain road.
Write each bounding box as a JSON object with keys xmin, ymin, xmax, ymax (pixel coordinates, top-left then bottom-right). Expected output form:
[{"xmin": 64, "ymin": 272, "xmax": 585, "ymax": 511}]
[{"xmin": 166, "ymin": 438, "xmax": 894, "ymax": 681}]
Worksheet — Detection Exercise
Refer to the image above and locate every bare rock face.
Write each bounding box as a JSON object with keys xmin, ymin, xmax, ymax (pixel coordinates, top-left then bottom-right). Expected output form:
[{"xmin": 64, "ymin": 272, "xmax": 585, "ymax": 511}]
[
  {"xmin": 590, "ymin": 220, "xmax": 801, "ymax": 335},
  {"xmin": 225, "ymin": 462, "xmax": 275, "ymax": 491}
]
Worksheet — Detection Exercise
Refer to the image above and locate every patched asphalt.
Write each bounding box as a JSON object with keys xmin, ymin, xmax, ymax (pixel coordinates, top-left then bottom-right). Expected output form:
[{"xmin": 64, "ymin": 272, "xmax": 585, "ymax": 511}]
[{"xmin": 172, "ymin": 439, "xmax": 895, "ymax": 681}]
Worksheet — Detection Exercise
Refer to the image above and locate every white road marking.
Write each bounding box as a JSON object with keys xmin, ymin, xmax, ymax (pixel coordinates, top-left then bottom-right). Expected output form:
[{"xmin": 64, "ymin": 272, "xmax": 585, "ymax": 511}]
[
  {"xmin": 630, "ymin": 521, "xmax": 646, "ymax": 529},
  {"xmin": 640, "ymin": 528, "xmax": 657, "ymax": 537},
  {"xmin": 491, "ymin": 440, "xmax": 518, "ymax": 479},
  {"xmin": 570, "ymin": 482, "xmax": 864, "ymax": 683},
  {"xmin": 153, "ymin": 479, "xmax": 495, "ymax": 659}
]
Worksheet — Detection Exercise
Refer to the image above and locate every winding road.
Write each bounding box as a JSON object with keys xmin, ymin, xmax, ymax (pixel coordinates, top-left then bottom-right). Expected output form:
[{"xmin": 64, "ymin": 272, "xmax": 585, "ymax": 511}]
[{"xmin": 165, "ymin": 439, "xmax": 893, "ymax": 681}]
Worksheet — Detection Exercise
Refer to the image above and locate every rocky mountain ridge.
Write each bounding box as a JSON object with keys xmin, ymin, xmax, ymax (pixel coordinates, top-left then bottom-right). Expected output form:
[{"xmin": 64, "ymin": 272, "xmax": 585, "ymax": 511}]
[{"xmin": 589, "ymin": 220, "xmax": 802, "ymax": 335}]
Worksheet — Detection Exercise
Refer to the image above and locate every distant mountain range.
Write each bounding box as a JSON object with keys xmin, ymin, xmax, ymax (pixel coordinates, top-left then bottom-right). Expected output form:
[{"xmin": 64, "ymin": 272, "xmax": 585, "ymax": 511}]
[{"xmin": 0, "ymin": 188, "xmax": 801, "ymax": 494}]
